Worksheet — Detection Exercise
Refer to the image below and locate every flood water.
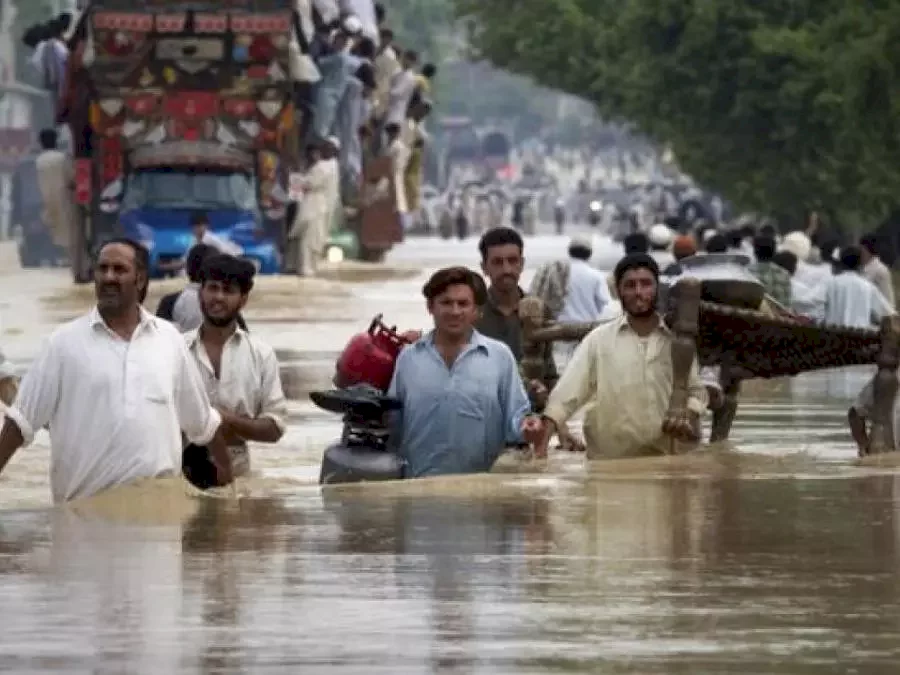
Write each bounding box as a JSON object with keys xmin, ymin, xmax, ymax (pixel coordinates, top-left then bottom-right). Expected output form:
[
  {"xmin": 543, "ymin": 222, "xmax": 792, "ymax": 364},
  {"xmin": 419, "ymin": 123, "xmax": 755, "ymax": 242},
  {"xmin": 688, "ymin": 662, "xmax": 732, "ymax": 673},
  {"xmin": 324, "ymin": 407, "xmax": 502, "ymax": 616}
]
[{"xmin": 2, "ymin": 232, "xmax": 899, "ymax": 673}]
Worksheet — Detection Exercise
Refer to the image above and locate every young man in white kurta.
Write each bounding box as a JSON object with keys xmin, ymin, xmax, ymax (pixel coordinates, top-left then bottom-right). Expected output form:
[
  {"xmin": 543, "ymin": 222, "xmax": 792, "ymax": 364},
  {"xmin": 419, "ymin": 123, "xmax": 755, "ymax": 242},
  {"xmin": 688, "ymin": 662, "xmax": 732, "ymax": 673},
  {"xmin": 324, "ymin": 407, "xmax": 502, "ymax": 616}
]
[
  {"xmin": 184, "ymin": 327, "xmax": 286, "ymax": 476},
  {"xmin": 0, "ymin": 241, "xmax": 225, "ymax": 502},
  {"xmin": 182, "ymin": 254, "xmax": 287, "ymax": 481}
]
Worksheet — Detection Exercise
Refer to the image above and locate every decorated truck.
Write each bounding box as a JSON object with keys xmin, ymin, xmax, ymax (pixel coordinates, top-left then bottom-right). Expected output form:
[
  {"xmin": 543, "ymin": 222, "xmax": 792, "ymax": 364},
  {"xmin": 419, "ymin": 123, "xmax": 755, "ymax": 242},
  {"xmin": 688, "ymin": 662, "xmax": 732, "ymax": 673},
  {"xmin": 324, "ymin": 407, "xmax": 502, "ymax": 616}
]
[{"xmin": 64, "ymin": 0, "xmax": 299, "ymax": 281}]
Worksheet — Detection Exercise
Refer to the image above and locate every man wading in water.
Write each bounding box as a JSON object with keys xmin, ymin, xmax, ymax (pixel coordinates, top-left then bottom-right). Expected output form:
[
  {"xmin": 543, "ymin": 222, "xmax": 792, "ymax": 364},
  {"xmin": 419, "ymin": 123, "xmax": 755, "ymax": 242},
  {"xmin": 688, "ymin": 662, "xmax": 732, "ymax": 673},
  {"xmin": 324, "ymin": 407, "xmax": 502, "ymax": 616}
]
[
  {"xmin": 387, "ymin": 266, "xmax": 543, "ymax": 476},
  {"xmin": 534, "ymin": 254, "xmax": 708, "ymax": 458},
  {"xmin": 0, "ymin": 239, "xmax": 232, "ymax": 502},
  {"xmin": 181, "ymin": 254, "xmax": 287, "ymax": 489}
]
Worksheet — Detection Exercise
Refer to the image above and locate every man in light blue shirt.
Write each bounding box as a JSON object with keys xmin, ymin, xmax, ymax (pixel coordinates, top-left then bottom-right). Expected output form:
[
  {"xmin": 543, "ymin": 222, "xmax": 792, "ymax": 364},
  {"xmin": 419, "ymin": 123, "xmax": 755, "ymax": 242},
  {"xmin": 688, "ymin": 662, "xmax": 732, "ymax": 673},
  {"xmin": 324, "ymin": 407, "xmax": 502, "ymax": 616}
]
[{"xmin": 388, "ymin": 266, "xmax": 542, "ymax": 477}]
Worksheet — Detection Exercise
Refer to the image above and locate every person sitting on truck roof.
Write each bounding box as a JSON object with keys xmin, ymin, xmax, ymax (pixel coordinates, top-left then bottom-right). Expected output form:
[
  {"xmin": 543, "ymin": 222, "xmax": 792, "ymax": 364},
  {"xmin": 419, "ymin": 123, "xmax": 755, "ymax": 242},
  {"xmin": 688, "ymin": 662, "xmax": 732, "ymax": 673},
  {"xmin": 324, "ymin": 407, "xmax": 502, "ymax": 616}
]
[
  {"xmin": 191, "ymin": 212, "xmax": 243, "ymax": 257},
  {"xmin": 310, "ymin": 33, "xmax": 363, "ymax": 143}
]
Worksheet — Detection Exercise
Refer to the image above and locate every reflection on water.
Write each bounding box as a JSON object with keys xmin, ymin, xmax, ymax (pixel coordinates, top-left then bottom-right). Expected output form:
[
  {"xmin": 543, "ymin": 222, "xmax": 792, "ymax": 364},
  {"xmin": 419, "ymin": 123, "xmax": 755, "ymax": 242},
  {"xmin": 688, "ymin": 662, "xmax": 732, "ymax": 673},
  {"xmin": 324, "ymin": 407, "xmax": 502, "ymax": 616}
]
[{"xmin": 2, "ymin": 472, "xmax": 900, "ymax": 672}]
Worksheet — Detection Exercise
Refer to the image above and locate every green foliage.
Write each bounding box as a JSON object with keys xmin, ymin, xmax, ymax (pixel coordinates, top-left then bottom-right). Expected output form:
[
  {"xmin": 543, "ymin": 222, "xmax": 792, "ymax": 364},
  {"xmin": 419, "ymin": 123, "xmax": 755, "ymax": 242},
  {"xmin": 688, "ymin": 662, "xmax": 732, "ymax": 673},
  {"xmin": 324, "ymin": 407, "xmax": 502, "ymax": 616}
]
[{"xmin": 455, "ymin": 0, "xmax": 900, "ymax": 229}]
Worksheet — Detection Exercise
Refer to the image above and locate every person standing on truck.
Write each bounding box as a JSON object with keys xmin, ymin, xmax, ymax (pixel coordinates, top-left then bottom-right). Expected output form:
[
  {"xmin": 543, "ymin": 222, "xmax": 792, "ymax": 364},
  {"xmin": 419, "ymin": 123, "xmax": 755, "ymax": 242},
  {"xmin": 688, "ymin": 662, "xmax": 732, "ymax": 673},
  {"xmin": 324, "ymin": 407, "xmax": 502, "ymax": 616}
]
[
  {"xmin": 384, "ymin": 50, "xmax": 418, "ymax": 130},
  {"xmin": 190, "ymin": 212, "xmax": 243, "ymax": 257},
  {"xmin": 34, "ymin": 128, "xmax": 77, "ymax": 277}
]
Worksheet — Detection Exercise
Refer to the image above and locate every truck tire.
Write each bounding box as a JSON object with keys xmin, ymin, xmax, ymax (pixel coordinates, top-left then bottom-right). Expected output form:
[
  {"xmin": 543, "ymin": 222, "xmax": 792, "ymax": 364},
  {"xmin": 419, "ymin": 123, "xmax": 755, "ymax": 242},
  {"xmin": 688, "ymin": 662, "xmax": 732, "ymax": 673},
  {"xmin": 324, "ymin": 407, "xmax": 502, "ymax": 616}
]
[
  {"xmin": 71, "ymin": 214, "xmax": 92, "ymax": 284},
  {"xmin": 358, "ymin": 245, "xmax": 386, "ymax": 263}
]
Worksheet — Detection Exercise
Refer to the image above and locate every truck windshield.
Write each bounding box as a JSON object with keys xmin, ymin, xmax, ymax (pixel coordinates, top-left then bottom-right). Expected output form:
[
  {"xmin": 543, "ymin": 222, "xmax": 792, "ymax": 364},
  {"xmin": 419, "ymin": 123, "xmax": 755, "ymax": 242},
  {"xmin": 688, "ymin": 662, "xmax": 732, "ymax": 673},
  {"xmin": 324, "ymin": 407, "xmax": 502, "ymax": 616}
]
[{"xmin": 122, "ymin": 170, "xmax": 258, "ymax": 212}]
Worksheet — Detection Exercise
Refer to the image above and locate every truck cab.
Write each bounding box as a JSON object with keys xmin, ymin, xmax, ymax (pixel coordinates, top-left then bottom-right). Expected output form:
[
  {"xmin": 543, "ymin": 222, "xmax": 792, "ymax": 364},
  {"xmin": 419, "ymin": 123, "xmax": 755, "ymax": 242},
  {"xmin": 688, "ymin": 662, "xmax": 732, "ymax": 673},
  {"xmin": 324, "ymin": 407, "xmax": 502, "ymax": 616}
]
[{"xmin": 118, "ymin": 168, "xmax": 279, "ymax": 276}]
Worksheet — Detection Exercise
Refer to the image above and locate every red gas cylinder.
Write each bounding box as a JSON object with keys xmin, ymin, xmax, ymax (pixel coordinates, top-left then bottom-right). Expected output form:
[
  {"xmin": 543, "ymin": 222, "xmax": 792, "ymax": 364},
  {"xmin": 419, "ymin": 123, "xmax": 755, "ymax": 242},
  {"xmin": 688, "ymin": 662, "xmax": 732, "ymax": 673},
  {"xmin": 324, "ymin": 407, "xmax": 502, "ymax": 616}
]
[{"xmin": 334, "ymin": 315, "xmax": 411, "ymax": 392}]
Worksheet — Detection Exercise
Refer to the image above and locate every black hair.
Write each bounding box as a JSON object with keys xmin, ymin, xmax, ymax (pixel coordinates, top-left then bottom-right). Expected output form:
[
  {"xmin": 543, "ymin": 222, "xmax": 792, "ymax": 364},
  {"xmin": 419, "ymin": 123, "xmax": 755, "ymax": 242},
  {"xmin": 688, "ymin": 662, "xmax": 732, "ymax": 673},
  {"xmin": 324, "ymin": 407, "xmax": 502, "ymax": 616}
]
[
  {"xmin": 186, "ymin": 243, "xmax": 216, "ymax": 283},
  {"xmin": 819, "ymin": 239, "xmax": 839, "ymax": 263},
  {"xmin": 753, "ymin": 235, "xmax": 777, "ymax": 262},
  {"xmin": 200, "ymin": 254, "xmax": 256, "ymax": 294},
  {"xmin": 759, "ymin": 224, "xmax": 777, "ymax": 238},
  {"xmin": 353, "ymin": 37, "xmax": 376, "ymax": 60},
  {"xmin": 97, "ymin": 237, "xmax": 150, "ymax": 302},
  {"xmin": 404, "ymin": 49, "xmax": 419, "ymax": 63},
  {"xmin": 421, "ymin": 63, "xmax": 437, "ymax": 79},
  {"xmin": 705, "ymin": 234, "xmax": 729, "ymax": 254},
  {"xmin": 738, "ymin": 224, "xmax": 756, "ymax": 240},
  {"xmin": 190, "ymin": 212, "xmax": 209, "ymax": 227},
  {"xmin": 772, "ymin": 250, "xmax": 798, "ymax": 276},
  {"xmin": 568, "ymin": 244, "xmax": 592, "ymax": 260},
  {"xmin": 614, "ymin": 253, "xmax": 660, "ymax": 287},
  {"xmin": 22, "ymin": 25, "xmax": 47, "ymax": 48},
  {"xmin": 623, "ymin": 232, "xmax": 649, "ymax": 255},
  {"xmin": 355, "ymin": 62, "xmax": 376, "ymax": 89},
  {"xmin": 840, "ymin": 245, "xmax": 862, "ymax": 272},
  {"xmin": 478, "ymin": 226, "xmax": 523, "ymax": 261},
  {"xmin": 38, "ymin": 128, "xmax": 57, "ymax": 150},
  {"xmin": 727, "ymin": 230, "xmax": 743, "ymax": 249},
  {"xmin": 859, "ymin": 234, "xmax": 879, "ymax": 255},
  {"xmin": 422, "ymin": 266, "xmax": 488, "ymax": 306},
  {"xmin": 379, "ymin": 28, "xmax": 393, "ymax": 42}
]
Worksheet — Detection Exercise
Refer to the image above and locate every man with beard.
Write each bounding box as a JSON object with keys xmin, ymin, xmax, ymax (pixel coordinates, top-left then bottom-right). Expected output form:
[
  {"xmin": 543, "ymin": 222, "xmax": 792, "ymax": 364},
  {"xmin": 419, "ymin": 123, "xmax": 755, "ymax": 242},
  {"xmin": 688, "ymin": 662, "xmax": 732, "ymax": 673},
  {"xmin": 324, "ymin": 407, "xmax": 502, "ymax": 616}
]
[
  {"xmin": 535, "ymin": 253, "xmax": 708, "ymax": 458},
  {"xmin": 181, "ymin": 255, "xmax": 287, "ymax": 489},
  {"xmin": 0, "ymin": 239, "xmax": 232, "ymax": 502},
  {"xmin": 387, "ymin": 266, "xmax": 542, "ymax": 476}
]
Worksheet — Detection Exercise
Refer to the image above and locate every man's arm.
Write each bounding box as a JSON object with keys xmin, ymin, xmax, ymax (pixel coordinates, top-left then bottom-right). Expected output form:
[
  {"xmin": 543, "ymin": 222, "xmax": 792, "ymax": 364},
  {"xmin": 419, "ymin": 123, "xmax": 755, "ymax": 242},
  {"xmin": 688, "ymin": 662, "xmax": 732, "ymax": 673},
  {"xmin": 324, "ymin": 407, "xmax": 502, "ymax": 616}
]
[
  {"xmin": 499, "ymin": 348, "xmax": 532, "ymax": 444},
  {"xmin": 543, "ymin": 331, "xmax": 598, "ymax": 429},
  {"xmin": 871, "ymin": 285, "xmax": 895, "ymax": 325},
  {"xmin": 0, "ymin": 338, "xmax": 61, "ymax": 475},
  {"xmin": 686, "ymin": 354, "xmax": 711, "ymax": 416},
  {"xmin": 220, "ymin": 346, "xmax": 286, "ymax": 444},
  {"xmin": 173, "ymin": 339, "xmax": 229, "ymax": 481}
]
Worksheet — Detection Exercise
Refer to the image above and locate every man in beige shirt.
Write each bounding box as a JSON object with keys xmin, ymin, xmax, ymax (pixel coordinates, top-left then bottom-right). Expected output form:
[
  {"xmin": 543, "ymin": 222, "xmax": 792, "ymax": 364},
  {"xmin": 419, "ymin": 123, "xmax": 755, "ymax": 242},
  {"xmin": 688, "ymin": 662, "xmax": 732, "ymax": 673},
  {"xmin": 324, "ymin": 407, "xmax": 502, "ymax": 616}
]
[
  {"xmin": 536, "ymin": 253, "xmax": 708, "ymax": 458},
  {"xmin": 860, "ymin": 235, "xmax": 895, "ymax": 310}
]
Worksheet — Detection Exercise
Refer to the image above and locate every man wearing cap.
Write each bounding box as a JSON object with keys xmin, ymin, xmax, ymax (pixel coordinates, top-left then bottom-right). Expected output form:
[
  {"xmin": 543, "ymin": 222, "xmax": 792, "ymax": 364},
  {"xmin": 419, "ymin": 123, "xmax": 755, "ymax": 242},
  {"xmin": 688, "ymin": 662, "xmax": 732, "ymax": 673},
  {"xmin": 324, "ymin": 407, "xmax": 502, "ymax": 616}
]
[
  {"xmin": 535, "ymin": 253, "xmax": 708, "ymax": 458},
  {"xmin": 648, "ymin": 223, "xmax": 674, "ymax": 270}
]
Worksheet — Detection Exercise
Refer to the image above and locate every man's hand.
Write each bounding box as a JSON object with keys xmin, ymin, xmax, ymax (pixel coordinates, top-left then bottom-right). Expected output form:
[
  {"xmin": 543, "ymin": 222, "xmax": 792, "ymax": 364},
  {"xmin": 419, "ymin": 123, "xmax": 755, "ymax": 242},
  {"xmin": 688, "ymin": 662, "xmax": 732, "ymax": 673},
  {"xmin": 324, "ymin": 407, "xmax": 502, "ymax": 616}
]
[
  {"xmin": 532, "ymin": 416, "xmax": 557, "ymax": 459},
  {"xmin": 705, "ymin": 385, "xmax": 724, "ymax": 411},
  {"xmin": 520, "ymin": 414, "xmax": 544, "ymax": 445},
  {"xmin": 215, "ymin": 407, "xmax": 243, "ymax": 446},
  {"xmin": 556, "ymin": 426, "xmax": 586, "ymax": 453},
  {"xmin": 400, "ymin": 329, "xmax": 422, "ymax": 343},
  {"xmin": 661, "ymin": 410, "xmax": 701, "ymax": 443}
]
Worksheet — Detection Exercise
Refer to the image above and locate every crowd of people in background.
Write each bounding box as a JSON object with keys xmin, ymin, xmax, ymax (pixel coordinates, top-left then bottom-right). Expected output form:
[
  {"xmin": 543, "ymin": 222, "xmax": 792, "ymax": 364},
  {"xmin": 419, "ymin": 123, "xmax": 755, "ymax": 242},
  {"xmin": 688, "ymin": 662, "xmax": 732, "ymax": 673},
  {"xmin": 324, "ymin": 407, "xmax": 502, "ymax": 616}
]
[{"xmin": 285, "ymin": 0, "xmax": 435, "ymax": 274}]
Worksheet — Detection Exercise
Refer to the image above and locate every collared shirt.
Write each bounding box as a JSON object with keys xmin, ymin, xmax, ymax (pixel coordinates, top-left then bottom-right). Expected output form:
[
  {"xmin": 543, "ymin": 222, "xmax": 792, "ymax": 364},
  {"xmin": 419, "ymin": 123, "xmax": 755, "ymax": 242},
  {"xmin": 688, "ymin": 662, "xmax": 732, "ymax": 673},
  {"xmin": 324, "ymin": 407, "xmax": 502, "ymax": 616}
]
[
  {"xmin": 823, "ymin": 271, "xmax": 894, "ymax": 328},
  {"xmin": 172, "ymin": 283, "xmax": 202, "ymax": 333},
  {"xmin": 544, "ymin": 314, "xmax": 708, "ymax": 458},
  {"xmin": 863, "ymin": 257, "xmax": 895, "ymax": 310},
  {"xmin": 184, "ymin": 327, "xmax": 287, "ymax": 475},
  {"xmin": 4, "ymin": 307, "xmax": 220, "ymax": 503},
  {"xmin": 476, "ymin": 288, "xmax": 559, "ymax": 387},
  {"xmin": 557, "ymin": 258, "xmax": 612, "ymax": 324},
  {"xmin": 748, "ymin": 260, "xmax": 792, "ymax": 307},
  {"xmin": 387, "ymin": 330, "xmax": 531, "ymax": 477}
]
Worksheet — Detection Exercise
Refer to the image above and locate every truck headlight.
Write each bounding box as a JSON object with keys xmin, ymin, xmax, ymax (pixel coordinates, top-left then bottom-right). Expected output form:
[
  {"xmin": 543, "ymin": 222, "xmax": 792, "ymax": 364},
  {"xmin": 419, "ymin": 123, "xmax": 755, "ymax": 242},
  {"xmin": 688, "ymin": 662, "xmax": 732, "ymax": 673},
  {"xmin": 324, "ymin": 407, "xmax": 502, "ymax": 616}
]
[{"xmin": 589, "ymin": 200, "xmax": 601, "ymax": 212}]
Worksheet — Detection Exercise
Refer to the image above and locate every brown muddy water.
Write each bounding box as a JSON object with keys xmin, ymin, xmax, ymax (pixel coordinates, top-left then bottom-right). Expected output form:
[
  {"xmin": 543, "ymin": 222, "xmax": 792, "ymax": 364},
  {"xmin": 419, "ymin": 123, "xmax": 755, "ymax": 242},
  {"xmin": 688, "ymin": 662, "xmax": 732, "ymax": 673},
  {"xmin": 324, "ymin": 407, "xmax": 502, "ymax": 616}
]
[{"xmin": 2, "ymin": 235, "xmax": 900, "ymax": 673}]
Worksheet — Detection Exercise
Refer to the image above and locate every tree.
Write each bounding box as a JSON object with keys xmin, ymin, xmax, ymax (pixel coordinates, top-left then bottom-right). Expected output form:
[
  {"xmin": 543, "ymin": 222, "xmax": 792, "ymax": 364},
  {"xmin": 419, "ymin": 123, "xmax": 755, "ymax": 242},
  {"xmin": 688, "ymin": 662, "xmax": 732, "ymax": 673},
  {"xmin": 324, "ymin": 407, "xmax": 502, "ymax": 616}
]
[{"xmin": 454, "ymin": 0, "xmax": 900, "ymax": 229}]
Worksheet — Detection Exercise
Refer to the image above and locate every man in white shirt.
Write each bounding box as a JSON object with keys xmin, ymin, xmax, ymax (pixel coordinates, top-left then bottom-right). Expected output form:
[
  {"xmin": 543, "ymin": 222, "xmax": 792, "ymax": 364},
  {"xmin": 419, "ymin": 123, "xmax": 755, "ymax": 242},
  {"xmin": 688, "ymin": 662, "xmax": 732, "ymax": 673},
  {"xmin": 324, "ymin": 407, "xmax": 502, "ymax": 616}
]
[
  {"xmin": 823, "ymin": 246, "xmax": 894, "ymax": 328},
  {"xmin": 191, "ymin": 212, "xmax": 243, "ymax": 256},
  {"xmin": 860, "ymin": 235, "xmax": 895, "ymax": 310},
  {"xmin": 0, "ymin": 239, "xmax": 232, "ymax": 503},
  {"xmin": 181, "ymin": 254, "xmax": 287, "ymax": 489},
  {"xmin": 35, "ymin": 128, "xmax": 77, "ymax": 276}
]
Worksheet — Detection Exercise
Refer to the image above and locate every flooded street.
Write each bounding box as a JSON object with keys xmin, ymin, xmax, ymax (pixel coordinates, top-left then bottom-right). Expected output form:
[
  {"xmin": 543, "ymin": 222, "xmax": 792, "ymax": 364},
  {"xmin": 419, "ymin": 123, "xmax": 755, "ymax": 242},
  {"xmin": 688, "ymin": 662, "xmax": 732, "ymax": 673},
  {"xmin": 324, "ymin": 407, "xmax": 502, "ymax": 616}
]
[{"xmin": 2, "ymin": 233, "xmax": 899, "ymax": 673}]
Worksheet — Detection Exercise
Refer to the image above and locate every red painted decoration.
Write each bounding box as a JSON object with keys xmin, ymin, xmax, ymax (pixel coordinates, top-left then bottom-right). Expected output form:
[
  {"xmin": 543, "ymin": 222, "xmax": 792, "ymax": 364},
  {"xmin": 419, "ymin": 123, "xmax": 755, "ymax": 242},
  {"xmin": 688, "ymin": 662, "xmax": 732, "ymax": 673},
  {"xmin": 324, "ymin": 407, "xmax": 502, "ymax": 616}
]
[
  {"xmin": 164, "ymin": 92, "xmax": 219, "ymax": 119},
  {"xmin": 74, "ymin": 159, "xmax": 92, "ymax": 205}
]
